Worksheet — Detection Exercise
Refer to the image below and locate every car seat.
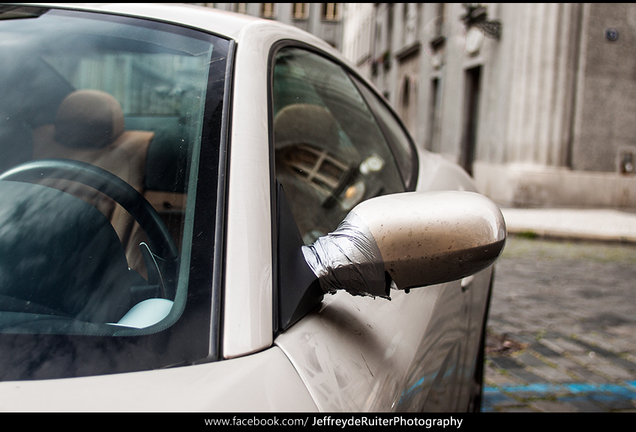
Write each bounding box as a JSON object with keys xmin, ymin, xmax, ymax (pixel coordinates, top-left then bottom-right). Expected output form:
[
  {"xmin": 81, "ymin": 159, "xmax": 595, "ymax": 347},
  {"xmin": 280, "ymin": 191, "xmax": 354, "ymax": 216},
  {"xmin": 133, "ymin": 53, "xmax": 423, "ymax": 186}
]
[
  {"xmin": 31, "ymin": 90, "xmax": 156, "ymax": 276},
  {"xmin": 31, "ymin": 89, "xmax": 154, "ymax": 244}
]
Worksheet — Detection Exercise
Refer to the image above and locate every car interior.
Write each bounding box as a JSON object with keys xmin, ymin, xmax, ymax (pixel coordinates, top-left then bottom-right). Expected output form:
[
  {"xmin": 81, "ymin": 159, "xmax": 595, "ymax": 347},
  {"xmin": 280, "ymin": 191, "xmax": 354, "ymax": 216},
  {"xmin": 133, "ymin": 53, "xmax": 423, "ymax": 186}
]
[{"xmin": 0, "ymin": 15, "xmax": 209, "ymax": 333}]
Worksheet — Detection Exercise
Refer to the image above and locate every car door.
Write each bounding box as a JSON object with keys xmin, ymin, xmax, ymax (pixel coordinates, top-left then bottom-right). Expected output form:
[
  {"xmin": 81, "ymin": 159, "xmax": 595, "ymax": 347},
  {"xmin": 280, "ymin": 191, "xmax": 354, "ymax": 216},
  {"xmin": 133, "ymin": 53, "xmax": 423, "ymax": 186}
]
[{"xmin": 270, "ymin": 45, "xmax": 473, "ymax": 411}]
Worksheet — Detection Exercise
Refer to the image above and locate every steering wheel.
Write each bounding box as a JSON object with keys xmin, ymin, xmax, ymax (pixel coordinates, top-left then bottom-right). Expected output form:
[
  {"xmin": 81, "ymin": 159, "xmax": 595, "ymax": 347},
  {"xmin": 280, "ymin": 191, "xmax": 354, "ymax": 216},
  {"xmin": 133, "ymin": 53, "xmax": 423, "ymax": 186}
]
[{"xmin": 0, "ymin": 159, "xmax": 179, "ymax": 263}]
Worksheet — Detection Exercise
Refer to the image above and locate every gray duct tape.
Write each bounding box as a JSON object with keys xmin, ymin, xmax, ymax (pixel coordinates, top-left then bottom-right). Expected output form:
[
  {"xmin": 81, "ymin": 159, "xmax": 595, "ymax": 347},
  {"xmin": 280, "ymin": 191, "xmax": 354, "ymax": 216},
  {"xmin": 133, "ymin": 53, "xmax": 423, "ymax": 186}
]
[{"xmin": 301, "ymin": 212, "xmax": 390, "ymax": 299}]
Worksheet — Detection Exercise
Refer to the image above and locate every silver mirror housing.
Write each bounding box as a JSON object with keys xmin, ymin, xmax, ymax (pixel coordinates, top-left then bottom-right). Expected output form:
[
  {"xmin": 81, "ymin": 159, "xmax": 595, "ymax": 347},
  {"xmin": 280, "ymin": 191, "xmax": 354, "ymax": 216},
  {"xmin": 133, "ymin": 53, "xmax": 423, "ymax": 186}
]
[{"xmin": 302, "ymin": 191, "xmax": 507, "ymax": 298}]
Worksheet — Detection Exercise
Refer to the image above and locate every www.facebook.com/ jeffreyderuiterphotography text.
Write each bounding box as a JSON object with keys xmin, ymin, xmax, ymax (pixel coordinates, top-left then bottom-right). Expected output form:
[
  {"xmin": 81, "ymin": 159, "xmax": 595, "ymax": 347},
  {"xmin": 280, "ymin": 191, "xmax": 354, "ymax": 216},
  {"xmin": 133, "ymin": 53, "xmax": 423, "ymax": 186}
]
[{"xmin": 204, "ymin": 414, "xmax": 465, "ymax": 428}]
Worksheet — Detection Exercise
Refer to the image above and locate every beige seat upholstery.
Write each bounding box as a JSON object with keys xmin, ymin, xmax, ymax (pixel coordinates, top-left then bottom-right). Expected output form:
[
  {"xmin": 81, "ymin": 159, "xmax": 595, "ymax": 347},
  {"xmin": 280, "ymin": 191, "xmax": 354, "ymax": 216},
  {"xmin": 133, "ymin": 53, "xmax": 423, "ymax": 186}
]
[{"xmin": 32, "ymin": 89, "xmax": 154, "ymax": 251}]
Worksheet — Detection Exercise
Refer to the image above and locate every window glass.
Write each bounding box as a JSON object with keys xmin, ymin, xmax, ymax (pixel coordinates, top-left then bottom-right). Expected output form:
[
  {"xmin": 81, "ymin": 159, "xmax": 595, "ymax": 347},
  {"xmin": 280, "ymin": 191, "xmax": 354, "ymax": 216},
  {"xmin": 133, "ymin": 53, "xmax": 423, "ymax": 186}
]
[
  {"xmin": 321, "ymin": 3, "xmax": 340, "ymax": 21},
  {"xmin": 292, "ymin": 3, "xmax": 309, "ymax": 20},
  {"xmin": 273, "ymin": 47, "xmax": 405, "ymax": 243},
  {"xmin": 261, "ymin": 3, "xmax": 275, "ymax": 19},
  {"xmin": 353, "ymin": 76, "xmax": 417, "ymax": 188},
  {"xmin": 0, "ymin": 6, "xmax": 228, "ymax": 380}
]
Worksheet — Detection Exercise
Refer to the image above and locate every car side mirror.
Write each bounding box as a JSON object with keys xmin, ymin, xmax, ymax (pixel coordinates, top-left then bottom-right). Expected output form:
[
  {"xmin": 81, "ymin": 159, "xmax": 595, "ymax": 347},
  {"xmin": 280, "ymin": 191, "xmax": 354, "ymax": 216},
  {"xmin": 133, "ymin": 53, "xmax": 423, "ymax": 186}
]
[
  {"xmin": 276, "ymin": 188, "xmax": 506, "ymax": 332},
  {"xmin": 302, "ymin": 191, "xmax": 506, "ymax": 298}
]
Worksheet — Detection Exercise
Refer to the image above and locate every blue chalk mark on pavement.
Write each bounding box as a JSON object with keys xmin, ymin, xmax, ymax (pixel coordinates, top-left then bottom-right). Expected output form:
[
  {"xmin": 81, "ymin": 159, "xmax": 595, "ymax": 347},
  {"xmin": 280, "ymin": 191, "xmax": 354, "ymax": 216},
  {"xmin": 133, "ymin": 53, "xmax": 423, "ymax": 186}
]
[{"xmin": 482, "ymin": 382, "xmax": 636, "ymax": 412}]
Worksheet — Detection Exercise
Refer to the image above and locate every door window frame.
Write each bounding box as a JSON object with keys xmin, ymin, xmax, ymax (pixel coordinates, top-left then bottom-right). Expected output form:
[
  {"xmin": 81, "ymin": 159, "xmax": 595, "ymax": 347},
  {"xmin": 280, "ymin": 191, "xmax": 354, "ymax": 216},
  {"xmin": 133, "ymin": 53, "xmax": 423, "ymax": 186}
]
[{"xmin": 267, "ymin": 40, "xmax": 419, "ymax": 334}]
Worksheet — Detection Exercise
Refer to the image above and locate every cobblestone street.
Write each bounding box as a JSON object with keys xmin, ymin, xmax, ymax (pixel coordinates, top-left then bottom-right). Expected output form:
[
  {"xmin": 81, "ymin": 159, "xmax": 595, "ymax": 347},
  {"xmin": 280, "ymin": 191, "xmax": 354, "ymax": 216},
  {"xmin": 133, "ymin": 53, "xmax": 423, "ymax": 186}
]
[{"xmin": 482, "ymin": 235, "xmax": 636, "ymax": 412}]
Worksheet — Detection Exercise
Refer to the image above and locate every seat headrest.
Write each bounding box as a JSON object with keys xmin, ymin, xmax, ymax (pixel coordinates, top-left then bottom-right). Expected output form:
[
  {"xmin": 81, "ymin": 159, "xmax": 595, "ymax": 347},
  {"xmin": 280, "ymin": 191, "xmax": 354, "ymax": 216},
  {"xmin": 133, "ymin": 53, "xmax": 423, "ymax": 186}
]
[
  {"xmin": 274, "ymin": 104, "xmax": 340, "ymax": 150},
  {"xmin": 54, "ymin": 90, "xmax": 125, "ymax": 149}
]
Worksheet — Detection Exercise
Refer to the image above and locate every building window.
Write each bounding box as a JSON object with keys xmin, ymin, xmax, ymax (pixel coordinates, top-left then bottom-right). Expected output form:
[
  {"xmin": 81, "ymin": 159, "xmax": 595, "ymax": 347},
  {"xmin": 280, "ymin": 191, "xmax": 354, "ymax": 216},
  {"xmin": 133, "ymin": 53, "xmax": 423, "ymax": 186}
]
[
  {"xmin": 233, "ymin": 3, "xmax": 247, "ymax": 14},
  {"xmin": 292, "ymin": 3, "xmax": 308, "ymax": 20},
  {"xmin": 427, "ymin": 78, "xmax": 441, "ymax": 152},
  {"xmin": 321, "ymin": 3, "xmax": 340, "ymax": 22},
  {"xmin": 261, "ymin": 3, "xmax": 275, "ymax": 19},
  {"xmin": 401, "ymin": 76, "xmax": 411, "ymax": 110}
]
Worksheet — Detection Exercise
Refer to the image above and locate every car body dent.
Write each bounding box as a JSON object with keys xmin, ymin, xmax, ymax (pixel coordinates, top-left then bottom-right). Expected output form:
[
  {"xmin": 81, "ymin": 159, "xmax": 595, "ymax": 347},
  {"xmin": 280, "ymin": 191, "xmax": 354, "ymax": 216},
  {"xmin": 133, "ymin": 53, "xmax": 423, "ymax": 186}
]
[
  {"xmin": 0, "ymin": 346, "xmax": 317, "ymax": 412},
  {"xmin": 274, "ymin": 277, "xmax": 468, "ymax": 411},
  {"xmin": 273, "ymin": 149, "xmax": 489, "ymax": 411}
]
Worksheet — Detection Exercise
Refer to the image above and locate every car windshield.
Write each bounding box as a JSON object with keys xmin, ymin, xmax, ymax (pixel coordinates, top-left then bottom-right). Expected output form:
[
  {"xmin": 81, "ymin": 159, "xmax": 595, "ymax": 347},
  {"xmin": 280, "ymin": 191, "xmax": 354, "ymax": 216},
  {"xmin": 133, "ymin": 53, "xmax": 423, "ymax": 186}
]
[{"xmin": 0, "ymin": 6, "xmax": 229, "ymax": 380}]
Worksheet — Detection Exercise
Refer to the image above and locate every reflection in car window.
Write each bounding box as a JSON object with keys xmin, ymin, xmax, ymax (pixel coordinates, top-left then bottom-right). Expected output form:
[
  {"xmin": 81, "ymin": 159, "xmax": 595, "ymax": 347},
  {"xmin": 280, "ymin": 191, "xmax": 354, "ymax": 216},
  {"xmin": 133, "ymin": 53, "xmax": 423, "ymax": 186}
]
[
  {"xmin": 273, "ymin": 47, "xmax": 406, "ymax": 244},
  {"xmin": 353, "ymin": 76, "xmax": 417, "ymax": 189},
  {"xmin": 0, "ymin": 6, "xmax": 228, "ymax": 380}
]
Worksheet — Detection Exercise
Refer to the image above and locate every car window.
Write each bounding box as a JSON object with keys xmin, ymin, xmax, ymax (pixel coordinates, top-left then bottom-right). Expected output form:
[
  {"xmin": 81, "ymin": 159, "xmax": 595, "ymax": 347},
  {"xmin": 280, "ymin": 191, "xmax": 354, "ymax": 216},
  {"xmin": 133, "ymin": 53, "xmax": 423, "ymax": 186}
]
[
  {"xmin": 0, "ymin": 6, "xmax": 229, "ymax": 380},
  {"xmin": 353, "ymin": 76, "xmax": 417, "ymax": 190},
  {"xmin": 272, "ymin": 47, "xmax": 406, "ymax": 244}
]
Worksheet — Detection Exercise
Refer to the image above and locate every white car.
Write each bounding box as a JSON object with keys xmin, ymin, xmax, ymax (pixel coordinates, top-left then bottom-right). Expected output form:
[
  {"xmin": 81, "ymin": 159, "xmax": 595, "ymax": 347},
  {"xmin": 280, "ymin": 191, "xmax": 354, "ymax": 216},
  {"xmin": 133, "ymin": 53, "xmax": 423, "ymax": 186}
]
[{"xmin": 0, "ymin": 3, "xmax": 505, "ymax": 412}]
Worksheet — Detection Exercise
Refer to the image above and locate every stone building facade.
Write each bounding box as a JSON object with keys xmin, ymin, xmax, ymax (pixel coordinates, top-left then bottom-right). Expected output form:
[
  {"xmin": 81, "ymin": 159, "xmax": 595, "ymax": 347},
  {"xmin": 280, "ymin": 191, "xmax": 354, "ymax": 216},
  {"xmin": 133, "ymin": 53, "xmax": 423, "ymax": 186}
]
[
  {"xmin": 343, "ymin": 3, "xmax": 636, "ymax": 209},
  {"xmin": 202, "ymin": 3, "xmax": 344, "ymax": 50}
]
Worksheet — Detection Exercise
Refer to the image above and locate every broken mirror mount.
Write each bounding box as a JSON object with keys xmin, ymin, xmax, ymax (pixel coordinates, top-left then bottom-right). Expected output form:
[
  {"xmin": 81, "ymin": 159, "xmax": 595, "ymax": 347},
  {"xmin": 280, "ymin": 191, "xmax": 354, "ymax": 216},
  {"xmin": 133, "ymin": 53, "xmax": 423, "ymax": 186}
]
[{"xmin": 277, "ymin": 188, "xmax": 507, "ymax": 332}]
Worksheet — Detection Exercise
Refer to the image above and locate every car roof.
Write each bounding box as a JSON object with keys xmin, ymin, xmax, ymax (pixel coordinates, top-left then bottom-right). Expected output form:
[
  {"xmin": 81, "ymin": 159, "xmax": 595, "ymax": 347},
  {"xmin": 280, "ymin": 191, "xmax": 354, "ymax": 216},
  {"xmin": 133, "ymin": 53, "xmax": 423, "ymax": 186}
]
[{"xmin": 30, "ymin": 3, "xmax": 338, "ymax": 52}]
